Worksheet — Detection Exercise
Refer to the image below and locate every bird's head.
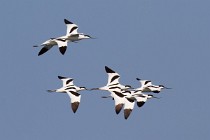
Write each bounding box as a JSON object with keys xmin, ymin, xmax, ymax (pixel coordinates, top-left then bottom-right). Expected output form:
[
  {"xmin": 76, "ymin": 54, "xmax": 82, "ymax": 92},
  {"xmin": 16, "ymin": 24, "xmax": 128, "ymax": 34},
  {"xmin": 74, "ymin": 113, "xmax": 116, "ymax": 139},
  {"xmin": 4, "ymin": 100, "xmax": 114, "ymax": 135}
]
[
  {"xmin": 124, "ymin": 85, "xmax": 133, "ymax": 90},
  {"xmin": 148, "ymin": 94, "xmax": 160, "ymax": 99},
  {"xmin": 159, "ymin": 85, "xmax": 171, "ymax": 89},
  {"xmin": 79, "ymin": 87, "xmax": 87, "ymax": 91},
  {"xmin": 84, "ymin": 34, "xmax": 95, "ymax": 39}
]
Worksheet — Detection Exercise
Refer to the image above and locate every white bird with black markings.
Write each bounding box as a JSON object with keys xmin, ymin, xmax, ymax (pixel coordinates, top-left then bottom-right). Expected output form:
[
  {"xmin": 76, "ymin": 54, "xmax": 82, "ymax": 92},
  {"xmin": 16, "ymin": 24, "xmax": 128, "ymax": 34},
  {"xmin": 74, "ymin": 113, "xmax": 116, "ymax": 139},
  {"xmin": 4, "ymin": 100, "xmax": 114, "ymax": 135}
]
[
  {"xmin": 135, "ymin": 78, "xmax": 171, "ymax": 93},
  {"xmin": 47, "ymin": 76, "xmax": 87, "ymax": 113},
  {"xmin": 34, "ymin": 19, "xmax": 94, "ymax": 56},
  {"xmin": 91, "ymin": 66, "xmax": 132, "ymax": 114}
]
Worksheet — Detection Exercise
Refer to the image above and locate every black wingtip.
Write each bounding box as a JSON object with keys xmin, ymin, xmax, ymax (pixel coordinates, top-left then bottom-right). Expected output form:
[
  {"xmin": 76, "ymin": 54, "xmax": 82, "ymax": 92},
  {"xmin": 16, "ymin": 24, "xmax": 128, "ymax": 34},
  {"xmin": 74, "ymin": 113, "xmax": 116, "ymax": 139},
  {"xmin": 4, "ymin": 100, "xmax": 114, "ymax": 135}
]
[
  {"xmin": 124, "ymin": 109, "xmax": 132, "ymax": 120},
  {"xmin": 136, "ymin": 78, "xmax": 141, "ymax": 81},
  {"xmin": 59, "ymin": 46, "xmax": 67, "ymax": 55},
  {"xmin": 105, "ymin": 66, "xmax": 115, "ymax": 73},
  {"xmin": 115, "ymin": 104, "xmax": 123, "ymax": 114},
  {"xmin": 58, "ymin": 76, "xmax": 67, "ymax": 79},
  {"xmin": 137, "ymin": 101, "xmax": 145, "ymax": 107},
  {"xmin": 64, "ymin": 19, "xmax": 73, "ymax": 24},
  {"xmin": 71, "ymin": 102, "xmax": 80, "ymax": 113},
  {"xmin": 38, "ymin": 47, "xmax": 49, "ymax": 56}
]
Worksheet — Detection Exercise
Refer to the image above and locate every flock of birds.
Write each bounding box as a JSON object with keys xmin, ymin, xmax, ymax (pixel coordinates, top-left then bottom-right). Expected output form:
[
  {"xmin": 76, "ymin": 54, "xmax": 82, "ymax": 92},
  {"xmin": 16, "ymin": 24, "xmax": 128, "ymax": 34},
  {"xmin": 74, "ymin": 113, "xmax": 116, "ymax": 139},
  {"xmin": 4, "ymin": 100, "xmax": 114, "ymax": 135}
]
[{"xmin": 35, "ymin": 19, "xmax": 171, "ymax": 119}]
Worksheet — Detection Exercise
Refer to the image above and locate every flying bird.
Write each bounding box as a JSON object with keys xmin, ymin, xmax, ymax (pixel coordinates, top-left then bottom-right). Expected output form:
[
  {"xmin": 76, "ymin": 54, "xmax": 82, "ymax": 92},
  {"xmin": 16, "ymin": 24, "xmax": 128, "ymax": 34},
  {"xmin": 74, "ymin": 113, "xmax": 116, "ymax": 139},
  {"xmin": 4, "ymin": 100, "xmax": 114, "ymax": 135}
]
[
  {"xmin": 135, "ymin": 78, "xmax": 171, "ymax": 93},
  {"xmin": 34, "ymin": 19, "xmax": 94, "ymax": 56},
  {"xmin": 47, "ymin": 76, "xmax": 87, "ymax": 113}
]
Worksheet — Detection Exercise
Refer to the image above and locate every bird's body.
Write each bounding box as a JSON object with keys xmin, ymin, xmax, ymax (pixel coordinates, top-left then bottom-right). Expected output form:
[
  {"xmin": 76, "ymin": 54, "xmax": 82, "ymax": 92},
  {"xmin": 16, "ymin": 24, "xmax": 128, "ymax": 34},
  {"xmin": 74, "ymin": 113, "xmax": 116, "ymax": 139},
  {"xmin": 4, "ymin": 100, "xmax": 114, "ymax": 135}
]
[
  {"xmin": 48, "ymin": 76, "xmax": 86, "ymax": 113},
  {"xmin": 135, "ymin": 78, "xmax": 171, "ymax": 93},
  {"xmin": 143, "ymin": 85, "xmax": 167, "ymax": 93}
]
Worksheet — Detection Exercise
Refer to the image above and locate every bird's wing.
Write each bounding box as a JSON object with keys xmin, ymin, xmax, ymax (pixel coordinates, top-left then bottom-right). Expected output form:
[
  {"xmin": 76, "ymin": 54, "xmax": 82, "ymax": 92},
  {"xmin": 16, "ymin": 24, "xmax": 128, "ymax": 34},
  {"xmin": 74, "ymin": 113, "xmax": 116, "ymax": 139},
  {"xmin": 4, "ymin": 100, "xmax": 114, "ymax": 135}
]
[
  {"xmin": 134, "ymin": 94, "xmax": 147, "ymax": 107},
  {"xmin": 124, "ymin": 98, "xmax": 135, "ymax": 119},
  {"xmin": 54, "ymin": 39, "xmax": 68, "ymax": 55},
  {"xmin": 66, "ymin": 90, "xmax": 81, "ymax": 113},
  {"xmin": 110, "ymin": 91, "xmax": 125, "ymax": 114},
  {"xmin": 57, "ymin": 76, "xmax": 74, "ymax": 87},
  {"xmin": 38, "ymin": 45, "xmax": 54, "ymax": 56},
  {"xmin": 64, "ymin": 19, "xmax": 79, "ymax": 35},
  {"xmin": 141, "ymin": 80, "xmax": 152, "ymax": 87},
  {"xmin": 105, "ymin": 66, "xmax": 121, "ymax": 85}
]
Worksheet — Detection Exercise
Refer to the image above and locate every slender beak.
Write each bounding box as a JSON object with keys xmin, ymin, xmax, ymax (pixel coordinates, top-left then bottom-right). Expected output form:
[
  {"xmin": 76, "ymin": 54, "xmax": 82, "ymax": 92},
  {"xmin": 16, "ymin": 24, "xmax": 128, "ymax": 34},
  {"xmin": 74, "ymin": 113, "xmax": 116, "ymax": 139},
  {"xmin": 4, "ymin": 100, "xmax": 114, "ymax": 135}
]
[
  {"xmin": 33, "ymin": 45, "xmax": 39, "ymax": 47},
  {"xmin": 90, "ymin": 37, "xmax": 96, "ymax": 39},
  {"xmin": 153, "ymin": 96, "xmax": 161, "ymax": 99},
  {"xmin": 90, "ymin": 88, "xmax": 99, "ymax": 90},
  {"xmin": 164, "ymin": 87, "xmax": 172, "ymax": 89},
  {"xmin": 101, "ymin": 96, "xmax": 110, "ymax": 98},
  {"xmin": 85, "ymin": 88, "xmax": 93, "ymax": 91}
]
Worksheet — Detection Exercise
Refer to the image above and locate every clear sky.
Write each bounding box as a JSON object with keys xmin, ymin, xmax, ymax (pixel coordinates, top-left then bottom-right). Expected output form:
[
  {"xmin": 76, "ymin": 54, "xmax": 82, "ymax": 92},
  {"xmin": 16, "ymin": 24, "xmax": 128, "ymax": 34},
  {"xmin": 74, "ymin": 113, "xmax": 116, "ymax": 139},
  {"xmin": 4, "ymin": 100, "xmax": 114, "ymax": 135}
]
[{"xmin": 0, "ymin": 0, "xmax": 210, "ymax": 139}]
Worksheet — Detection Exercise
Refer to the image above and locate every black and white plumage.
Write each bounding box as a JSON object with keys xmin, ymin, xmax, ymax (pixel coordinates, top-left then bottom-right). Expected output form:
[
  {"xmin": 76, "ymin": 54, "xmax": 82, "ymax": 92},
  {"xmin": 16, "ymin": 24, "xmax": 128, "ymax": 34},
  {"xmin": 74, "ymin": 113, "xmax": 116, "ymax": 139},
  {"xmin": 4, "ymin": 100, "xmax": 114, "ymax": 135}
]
[
  {"xmin": 47, "ymin": 76, "xmax": 87, "ymax": 113},
  {"xmin": 143, "ymin": 85, "xmax": 171, "ymax": 93},
  {"xmin": 135, "ymin": 78, "xmax": 171, "ymax": 93},
  {"xmin": 102, "ymin": 90, "xmax": 126, "ymax": 115},
  {"xmin": 122, "ymin": 91, "xmax": 135, "ymax": 119},
  {"xmin": 132, "ymin": 90, "xmax": 159, "ymax": 107},
  {"xmin": 34, "ymin": 19, "xmax": 94, "ymax": 56},
  {"xmin": 64, "ymin": 19, "xmax": 94, "ymax": 42},
  {"xmin": 36, "ymin": 38, "xmax": 68, "ymax": 56},
  {"xmin": 91, "ymin": 66, "xmax": 132, "ymax": 114}
]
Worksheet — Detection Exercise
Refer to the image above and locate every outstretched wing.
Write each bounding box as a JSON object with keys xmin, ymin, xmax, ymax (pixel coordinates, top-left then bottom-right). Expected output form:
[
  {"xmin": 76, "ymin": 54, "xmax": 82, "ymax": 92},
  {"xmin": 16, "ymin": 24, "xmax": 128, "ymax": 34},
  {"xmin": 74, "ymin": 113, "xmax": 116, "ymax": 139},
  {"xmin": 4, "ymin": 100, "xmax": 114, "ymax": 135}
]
[
  {"xmin": 38, "ymin": 45, "xmax": 53, "ymax": 56},
  {"xmin": 124, "ymin": 98, "xmax": 135, "ymax": 119},
  {"xmin": 54, "ymin": 38, "xmax": 68, "ymax": 55},
  {"xmin": 135, "ymin": 94, "xmax": 148, "ymax": 107},
  {"xmin": 110, "ymin": 91, "xmax": 125, "ymax": 114},
  {"xmin": 105, "ymin": 66, "xmax": 120, "ymax": 86},
  {"xmin": 64, "ymin": 19, "xmax": 79, "ymax": 35},
  {"xmin": 58, "ymin": 76, "xmax": 74, "ymax": 87},
  {"xmin": 66, "ymin": 90, "xmax": 81, "ymax": 113}
]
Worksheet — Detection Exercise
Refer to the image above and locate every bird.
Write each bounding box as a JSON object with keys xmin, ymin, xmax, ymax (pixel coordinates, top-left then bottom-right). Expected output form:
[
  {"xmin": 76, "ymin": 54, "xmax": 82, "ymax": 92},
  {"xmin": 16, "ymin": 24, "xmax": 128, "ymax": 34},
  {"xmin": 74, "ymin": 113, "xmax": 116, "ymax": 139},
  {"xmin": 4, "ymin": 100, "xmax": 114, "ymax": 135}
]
[
  {"xmin": 47, "ymin": 76, "xmax": 87, "ymax": 113},
  {"xmin": 34, "ymin": 19, "xmax": 94, "ymax": 56},
  {"xmin": 91, "ymin": 66, "xmax": 132, "ymax": 114},
  {"xmin": 64, "ymin": 19, "xmax": 95, "ymax": 42},
  {"xmin": 34, "ymin": 38, "xmax": 68, "ymax": 56},
  {"xmin": 135, "ymin": 78, "xmax": 171, "ymax": 93}
]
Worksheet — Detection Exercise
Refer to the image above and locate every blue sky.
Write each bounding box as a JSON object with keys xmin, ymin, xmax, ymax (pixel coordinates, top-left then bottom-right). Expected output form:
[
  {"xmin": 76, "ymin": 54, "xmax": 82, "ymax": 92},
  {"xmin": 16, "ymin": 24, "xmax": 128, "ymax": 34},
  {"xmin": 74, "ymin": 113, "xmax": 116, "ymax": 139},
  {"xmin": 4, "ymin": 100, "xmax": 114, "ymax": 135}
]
[{"xmin": 0, "ymin": 0, "xmax": 210, "ymax": 139}]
